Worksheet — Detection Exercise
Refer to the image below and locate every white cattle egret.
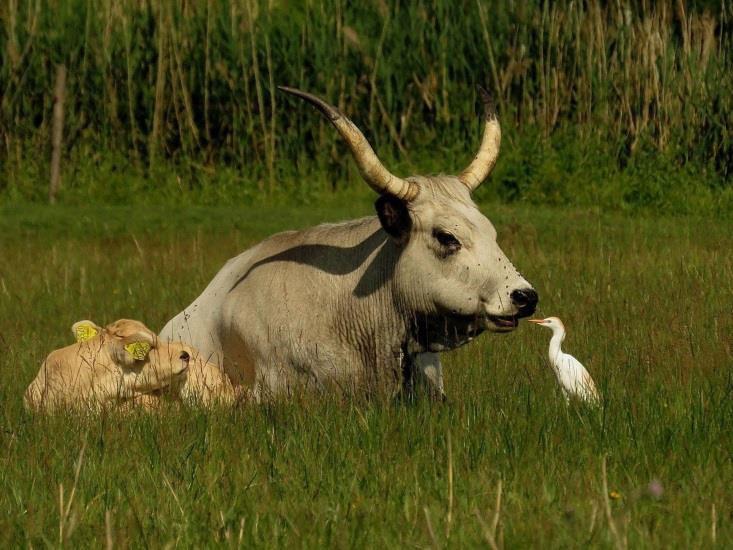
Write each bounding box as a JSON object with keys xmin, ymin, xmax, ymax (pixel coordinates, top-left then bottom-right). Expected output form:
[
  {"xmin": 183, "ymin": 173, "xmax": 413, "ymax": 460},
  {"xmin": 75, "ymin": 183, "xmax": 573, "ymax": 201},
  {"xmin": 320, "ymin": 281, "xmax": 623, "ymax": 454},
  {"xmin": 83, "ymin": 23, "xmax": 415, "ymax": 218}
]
[{"xmin": 529, "ymin": 317, "xmax": 600, "ymax": 405}]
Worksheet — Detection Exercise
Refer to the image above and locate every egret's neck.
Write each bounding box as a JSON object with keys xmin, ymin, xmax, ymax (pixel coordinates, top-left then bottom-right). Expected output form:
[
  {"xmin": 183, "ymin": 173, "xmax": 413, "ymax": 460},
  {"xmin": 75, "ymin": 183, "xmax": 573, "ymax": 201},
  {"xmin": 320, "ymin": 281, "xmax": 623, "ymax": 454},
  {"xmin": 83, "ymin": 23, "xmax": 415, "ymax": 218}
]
[{"xmin": 548, "ymin": 327, "xmax": 565, "ymax": 364}]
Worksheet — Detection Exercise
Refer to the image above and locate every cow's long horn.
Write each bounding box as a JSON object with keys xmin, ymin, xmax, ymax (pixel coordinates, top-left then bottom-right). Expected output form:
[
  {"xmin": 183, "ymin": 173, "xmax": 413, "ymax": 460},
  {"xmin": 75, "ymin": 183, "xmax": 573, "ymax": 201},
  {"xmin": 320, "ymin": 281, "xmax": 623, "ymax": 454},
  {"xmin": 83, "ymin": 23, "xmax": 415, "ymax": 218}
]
[
  {"xmin": 278, "ymin": 86, "xmax": 418, "ymax": 201},
  {"xmin": 458, "ymin": 87, "xmax": 501, "ymax": 192}
]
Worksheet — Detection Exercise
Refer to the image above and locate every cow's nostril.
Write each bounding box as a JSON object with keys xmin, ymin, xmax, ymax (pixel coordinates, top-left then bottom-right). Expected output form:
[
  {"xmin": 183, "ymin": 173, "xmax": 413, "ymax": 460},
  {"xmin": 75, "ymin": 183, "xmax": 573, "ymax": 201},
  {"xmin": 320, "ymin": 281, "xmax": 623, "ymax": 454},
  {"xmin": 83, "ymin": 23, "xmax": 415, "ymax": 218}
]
[
  {"xmin": 510, "ymin": 288, "xmax": 538, "ymax": 312},
  {"xmin": 179, "ymin": 351, "xmax": 190, "ymax": 362}
]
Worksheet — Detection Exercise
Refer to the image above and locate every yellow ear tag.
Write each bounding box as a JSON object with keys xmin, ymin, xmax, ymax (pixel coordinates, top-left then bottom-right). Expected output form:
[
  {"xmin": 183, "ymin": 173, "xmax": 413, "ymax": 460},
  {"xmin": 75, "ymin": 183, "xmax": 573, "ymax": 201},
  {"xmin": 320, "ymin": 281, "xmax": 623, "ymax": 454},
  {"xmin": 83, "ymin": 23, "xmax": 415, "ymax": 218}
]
[
  {"xmin": 74, "ymin": 324, "xmax": 99, "ymax": 343},
  {"xmin": 124, "ymin": 342, "xmax": 151, "ymax": 361}
]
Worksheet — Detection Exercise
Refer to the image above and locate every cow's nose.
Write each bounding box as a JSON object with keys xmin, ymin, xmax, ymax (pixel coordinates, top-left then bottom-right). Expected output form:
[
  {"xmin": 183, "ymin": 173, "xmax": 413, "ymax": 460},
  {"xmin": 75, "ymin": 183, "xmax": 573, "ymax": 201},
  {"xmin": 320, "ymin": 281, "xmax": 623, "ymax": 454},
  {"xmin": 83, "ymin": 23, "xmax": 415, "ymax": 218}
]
[{"xmin": 510, "ymin": 288, "xmax": 538, "ymax": 316}]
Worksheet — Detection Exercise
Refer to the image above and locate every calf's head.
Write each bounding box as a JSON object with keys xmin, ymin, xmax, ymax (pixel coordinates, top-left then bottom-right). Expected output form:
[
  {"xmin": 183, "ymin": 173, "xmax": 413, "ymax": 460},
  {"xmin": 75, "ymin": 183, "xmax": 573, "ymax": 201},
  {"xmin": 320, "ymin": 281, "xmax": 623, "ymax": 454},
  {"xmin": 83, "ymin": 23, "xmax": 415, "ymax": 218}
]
[
  {"xmin": 75, "ymin": 319, "xmax": 191, "ymax": 394},
  {"xmin": 280, "ymin": 87, "xmax": 537, "ymax": 347}
]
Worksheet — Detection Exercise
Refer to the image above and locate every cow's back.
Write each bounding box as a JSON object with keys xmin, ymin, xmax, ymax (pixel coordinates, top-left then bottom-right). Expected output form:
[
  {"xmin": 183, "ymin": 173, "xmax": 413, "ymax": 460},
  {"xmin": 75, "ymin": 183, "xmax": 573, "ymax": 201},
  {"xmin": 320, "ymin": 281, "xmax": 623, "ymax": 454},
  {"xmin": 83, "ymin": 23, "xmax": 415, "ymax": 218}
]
[
  {"xmin": 158, "ymin": 239, "xmax": 273, "ymax": 380},
  {"xmin": 159, "ymin": 217, "xmax": 400, "ymax": 397}
]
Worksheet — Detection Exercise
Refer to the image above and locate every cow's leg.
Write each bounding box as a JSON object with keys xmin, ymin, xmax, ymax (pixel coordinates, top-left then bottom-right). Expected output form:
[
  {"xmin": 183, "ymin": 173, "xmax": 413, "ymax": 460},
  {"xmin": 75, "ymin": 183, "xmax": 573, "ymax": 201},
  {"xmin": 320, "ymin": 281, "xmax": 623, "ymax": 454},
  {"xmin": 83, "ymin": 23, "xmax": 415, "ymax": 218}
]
[
  {"xmin": 414, "ymin": 352, "xmax": 445, "ymax": 397},
  {"xmin": 402, "ymin": 352, "xmax": 446, "ymax": 401}
]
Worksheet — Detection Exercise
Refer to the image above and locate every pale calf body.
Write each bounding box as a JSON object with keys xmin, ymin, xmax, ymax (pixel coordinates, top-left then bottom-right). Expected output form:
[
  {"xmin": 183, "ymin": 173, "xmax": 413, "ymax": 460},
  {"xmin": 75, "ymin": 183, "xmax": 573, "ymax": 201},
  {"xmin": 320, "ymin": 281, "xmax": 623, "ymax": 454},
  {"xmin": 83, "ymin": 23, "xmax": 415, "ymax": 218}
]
[{"xmin": 25, "ymin": 319, "xmax": 234, "ymax": 412}]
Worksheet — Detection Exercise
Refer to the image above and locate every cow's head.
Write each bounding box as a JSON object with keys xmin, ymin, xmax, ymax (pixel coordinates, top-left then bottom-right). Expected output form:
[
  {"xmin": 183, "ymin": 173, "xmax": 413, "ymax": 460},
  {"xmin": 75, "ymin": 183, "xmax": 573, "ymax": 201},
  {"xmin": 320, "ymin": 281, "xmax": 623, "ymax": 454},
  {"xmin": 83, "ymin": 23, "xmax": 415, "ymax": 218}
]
[
  {"xmin": 280, "ymin": 87, "xmax": 537, "ymax": 349},
  {"xmin": 74, "ymin": 319, "xmax": 191, "ymax": 393}
]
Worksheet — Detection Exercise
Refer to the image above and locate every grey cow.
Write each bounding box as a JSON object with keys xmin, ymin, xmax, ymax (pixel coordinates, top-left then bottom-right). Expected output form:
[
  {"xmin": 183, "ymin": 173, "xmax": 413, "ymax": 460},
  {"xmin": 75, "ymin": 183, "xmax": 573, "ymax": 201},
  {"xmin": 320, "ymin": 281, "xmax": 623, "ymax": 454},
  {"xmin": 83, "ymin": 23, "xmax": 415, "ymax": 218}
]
[{"xmin": 160, "ymin": 87, "xmax": 538, "ymax": 401}]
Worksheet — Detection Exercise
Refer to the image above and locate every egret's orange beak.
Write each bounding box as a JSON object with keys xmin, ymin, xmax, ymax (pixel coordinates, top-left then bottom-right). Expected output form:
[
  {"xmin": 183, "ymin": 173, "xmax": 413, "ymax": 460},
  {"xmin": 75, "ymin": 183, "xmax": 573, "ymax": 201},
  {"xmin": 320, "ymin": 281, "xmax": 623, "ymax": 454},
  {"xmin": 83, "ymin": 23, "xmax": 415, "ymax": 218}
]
[{"xmin": 528, "ymin": 319, "xmax": 545, "ymax": 324}]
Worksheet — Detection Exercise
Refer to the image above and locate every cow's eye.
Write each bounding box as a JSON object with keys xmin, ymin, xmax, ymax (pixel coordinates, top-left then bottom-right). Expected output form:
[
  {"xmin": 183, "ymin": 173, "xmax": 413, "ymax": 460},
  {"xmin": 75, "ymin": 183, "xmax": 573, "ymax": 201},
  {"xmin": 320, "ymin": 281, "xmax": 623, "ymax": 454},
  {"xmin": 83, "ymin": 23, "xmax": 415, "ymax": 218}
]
[{"xmin": 433, "ymin": 229, "xmax": 461, "ymax": 252}]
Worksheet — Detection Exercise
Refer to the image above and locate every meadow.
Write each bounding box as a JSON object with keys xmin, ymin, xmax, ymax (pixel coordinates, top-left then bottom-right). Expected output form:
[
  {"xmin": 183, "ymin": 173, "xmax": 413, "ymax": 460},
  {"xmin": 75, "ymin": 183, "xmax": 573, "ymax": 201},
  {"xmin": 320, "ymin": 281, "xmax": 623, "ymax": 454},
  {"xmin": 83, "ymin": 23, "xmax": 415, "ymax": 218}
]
[{"xmin": 1, "ymin": 199, "xmax": 731, "ymax": 547}]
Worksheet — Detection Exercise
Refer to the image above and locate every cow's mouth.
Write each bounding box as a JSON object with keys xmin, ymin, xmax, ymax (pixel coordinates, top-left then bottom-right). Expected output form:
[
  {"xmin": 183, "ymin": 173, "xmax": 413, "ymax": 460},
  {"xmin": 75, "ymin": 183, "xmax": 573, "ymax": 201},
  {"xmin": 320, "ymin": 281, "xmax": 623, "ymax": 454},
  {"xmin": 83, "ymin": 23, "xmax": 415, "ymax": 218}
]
[
  {"xmin": 485, "ymin": 314, "xmax": 520, "ymax": 332},
  {"xmin": 413, "ymin": 308, "xmax": 525, "ymax": 351}
]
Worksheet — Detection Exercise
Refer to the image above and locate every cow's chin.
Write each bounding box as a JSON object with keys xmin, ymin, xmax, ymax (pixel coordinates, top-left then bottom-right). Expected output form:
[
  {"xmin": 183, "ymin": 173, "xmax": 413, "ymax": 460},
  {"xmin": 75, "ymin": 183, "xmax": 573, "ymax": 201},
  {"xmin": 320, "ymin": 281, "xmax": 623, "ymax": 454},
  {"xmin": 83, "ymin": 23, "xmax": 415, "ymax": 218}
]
[
  {"xmin": 483, "ymin": 314, "xmax": 520, "ymax": 333},
  {"xmin": 414, "ymin": 310, "xmax": 519, "ymax": 351}
]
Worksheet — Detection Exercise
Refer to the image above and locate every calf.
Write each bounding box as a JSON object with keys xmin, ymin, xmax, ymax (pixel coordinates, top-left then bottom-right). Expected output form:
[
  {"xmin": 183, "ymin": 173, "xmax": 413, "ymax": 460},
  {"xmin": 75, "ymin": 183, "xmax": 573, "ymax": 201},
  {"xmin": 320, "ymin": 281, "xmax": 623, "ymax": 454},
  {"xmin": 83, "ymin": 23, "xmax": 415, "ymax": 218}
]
[{"xmin": 25, "ymin": 319, "xmax": 233, "ymax": 411}]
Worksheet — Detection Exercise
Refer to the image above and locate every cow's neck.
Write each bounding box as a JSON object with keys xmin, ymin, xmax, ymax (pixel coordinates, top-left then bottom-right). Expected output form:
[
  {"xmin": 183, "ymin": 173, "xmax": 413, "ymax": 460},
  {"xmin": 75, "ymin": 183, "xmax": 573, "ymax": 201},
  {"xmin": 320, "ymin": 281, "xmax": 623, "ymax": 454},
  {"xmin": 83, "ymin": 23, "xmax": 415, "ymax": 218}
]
[
  {"xmin": 318, "ymin": 217, "xmax": 482, "ymax": 357},
  {"xmin": 326, "ymin": 219, "xmax": 411, "ymax": 362}
]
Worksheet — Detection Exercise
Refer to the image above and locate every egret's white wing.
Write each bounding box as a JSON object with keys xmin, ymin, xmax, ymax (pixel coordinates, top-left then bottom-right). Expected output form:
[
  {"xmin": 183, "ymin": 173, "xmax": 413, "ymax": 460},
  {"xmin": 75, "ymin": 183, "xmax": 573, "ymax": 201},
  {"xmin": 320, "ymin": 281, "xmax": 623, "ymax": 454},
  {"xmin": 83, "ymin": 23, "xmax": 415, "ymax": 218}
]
[{"xmin": 555, "ymin": 352, "xmax": 600, "ymax": 404}]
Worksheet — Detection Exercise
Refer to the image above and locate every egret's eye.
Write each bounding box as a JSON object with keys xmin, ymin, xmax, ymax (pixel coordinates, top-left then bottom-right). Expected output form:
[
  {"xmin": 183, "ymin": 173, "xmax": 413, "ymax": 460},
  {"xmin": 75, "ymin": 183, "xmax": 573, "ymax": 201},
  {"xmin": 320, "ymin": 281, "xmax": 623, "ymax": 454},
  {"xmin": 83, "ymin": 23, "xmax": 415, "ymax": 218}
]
[{"xmin": 433, "ymin": 229, "xmax": 461, "ymax": 253}]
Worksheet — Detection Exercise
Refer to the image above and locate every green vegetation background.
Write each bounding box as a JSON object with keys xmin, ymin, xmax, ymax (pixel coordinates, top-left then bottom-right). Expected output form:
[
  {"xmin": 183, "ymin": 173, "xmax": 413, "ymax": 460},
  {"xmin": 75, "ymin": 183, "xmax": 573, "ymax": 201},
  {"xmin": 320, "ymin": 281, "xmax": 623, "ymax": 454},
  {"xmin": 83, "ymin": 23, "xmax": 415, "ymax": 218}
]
[{"xmin": 2, "ymin": 0, "xmax": 733, "ymax": 214}]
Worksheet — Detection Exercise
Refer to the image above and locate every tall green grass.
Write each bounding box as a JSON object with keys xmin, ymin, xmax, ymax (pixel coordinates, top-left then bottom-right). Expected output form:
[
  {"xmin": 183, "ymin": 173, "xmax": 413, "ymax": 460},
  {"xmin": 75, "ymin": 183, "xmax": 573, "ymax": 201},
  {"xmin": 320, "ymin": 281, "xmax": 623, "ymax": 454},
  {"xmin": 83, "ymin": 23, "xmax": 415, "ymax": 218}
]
[
  {"xmin": 1, "ymin": 1, "xmax": 732, "ymax": 210},
  {"xmin": 0, "ymin": 203, "xmax": 731, "ymax": 546}
]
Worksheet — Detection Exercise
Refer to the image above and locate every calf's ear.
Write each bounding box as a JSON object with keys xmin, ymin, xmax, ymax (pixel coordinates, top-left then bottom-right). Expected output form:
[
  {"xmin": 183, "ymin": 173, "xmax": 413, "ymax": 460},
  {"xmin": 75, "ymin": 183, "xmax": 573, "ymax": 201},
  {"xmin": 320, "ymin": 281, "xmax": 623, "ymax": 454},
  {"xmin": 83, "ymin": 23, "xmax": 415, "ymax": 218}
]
[
  {"xmin": 72, "ymin": 320, "xmax": 101, "ymax": 343},
  {"xmin": 124, "ymin": 341, "xmax": 152, "ymax": 361},
  {"xmin": 106, "ymin": 322, "xmax": 156, "ymax": 363},
  {"xmin": 375, "ymin": 195, "xmax": 412, "ymax": 245}
]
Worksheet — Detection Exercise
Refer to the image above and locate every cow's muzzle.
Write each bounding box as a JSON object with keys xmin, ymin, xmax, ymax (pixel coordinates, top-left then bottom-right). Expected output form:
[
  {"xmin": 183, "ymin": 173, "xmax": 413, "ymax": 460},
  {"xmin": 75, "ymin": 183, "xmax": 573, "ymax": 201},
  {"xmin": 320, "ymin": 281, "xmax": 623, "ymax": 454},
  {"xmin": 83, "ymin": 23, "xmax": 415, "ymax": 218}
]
[{"xmin": 510, "ymin": 288, "xmax": 538, "ymax": 317}]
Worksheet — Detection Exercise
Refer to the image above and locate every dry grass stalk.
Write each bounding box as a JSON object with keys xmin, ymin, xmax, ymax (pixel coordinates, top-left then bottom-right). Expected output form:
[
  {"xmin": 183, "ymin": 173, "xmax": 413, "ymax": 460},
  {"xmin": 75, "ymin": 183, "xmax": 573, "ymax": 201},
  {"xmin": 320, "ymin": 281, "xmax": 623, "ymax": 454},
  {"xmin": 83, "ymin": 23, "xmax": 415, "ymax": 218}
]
[
  {"xmin": 265, "ymin": 31, "xmax": 277, "ymax": 191},
  {"xmin": 473, "ymin": 479, "xmax": 503, "ymax": 550},
  {"xmin": 121, "ymin": 9, "xmax": 141, "ymax": 164},
  {"xmin": 58, "ymin": 441, "xmax": 87, "ymax": 546},
  {"xmin": 204, "ymin": 0, "xmax": 213, "ymax": 145},
  {"xmin": 423, "ymin": 507, "xmax": 439, "ymax": 549},
  {"xmin": 711, "ymin": 502, "xmax": 717, "ymax": 544},
  {"xmin": 601, "ymin": 456, "xmax": 626, "ymax": 550},
  {"xmin": 246, "ymin": 0, "xmax": 269, "ymax": 191},
  {"xmin": 149, "ymin": 3, "xmax": 168, "ymax": 165},
  {"xmin": 445, "ymin": 431, "xmax": 453, "ymax": 538},
  {"xmin": 169, "ymin": 16, "xmax": 201, "ymax": 152},
  {"xmin": 105, "ymin": 509, "xmax": 114, "ymax": 550},
  {"xmin": 48, "ymin": 64, "xmax": 66, "ymax": 204}
]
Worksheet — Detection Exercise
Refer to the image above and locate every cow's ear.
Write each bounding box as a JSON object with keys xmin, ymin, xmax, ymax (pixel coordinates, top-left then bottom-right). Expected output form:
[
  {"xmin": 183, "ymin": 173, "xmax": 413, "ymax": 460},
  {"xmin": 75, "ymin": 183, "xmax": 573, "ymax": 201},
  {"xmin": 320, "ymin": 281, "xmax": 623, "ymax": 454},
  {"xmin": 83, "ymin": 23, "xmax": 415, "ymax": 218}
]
[
  {"xmin": 72, "ymin": 320, "xmax": 101, "ymax": 343},
  {"xmin": 375, "ymin": 195, "xmax": 412, "ymax": 244},
  {"xmin": 124, "ymin": 341, "xmax": 152, "ymax": 361}
]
